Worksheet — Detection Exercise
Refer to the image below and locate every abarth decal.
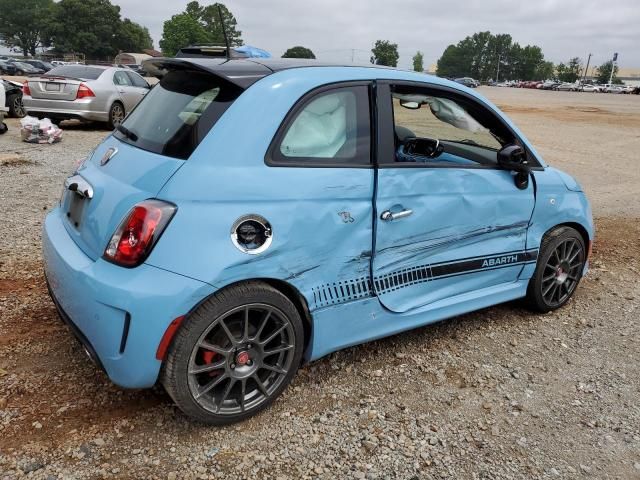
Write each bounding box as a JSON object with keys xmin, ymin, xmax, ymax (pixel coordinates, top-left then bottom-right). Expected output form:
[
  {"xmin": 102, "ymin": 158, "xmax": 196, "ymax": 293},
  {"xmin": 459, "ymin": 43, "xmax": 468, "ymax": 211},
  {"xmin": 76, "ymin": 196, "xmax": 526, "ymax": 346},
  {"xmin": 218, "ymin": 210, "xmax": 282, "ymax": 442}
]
[{"xmin": 311, "ymin": 249, "xmax": 538, "ymax": 309}]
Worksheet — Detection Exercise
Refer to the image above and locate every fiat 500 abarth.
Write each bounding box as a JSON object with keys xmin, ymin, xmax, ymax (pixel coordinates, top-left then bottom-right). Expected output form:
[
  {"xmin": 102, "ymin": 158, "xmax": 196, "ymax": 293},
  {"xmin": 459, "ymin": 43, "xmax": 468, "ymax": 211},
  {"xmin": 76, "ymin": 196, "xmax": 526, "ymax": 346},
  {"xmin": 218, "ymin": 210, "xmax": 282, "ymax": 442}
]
[{"xmin": 43, "ymin": 58, "xmax": 593, "ymax": 424}]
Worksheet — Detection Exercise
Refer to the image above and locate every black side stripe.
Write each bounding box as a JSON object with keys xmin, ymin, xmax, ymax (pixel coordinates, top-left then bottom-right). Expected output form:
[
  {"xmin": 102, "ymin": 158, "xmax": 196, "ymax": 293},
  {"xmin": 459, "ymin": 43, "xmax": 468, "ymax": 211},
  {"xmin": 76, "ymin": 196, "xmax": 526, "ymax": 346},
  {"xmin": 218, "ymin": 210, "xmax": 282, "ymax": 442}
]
[{"xmin": 311, "ymin": 249, "xmax": 538, "ymax": 309}]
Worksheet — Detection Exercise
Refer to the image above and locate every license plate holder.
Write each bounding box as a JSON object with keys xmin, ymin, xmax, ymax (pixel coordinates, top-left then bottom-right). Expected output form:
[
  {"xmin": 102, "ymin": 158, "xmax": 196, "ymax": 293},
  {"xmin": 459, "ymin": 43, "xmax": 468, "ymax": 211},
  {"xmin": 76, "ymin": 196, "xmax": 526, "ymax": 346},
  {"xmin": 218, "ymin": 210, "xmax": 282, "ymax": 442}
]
[
  {"xmin": 45, "ymin": 83, "xmax": 61, "ymax": 92},
  {"xmin": 66, "ymin": 193, "xmax": 85, "ymax": 229}
]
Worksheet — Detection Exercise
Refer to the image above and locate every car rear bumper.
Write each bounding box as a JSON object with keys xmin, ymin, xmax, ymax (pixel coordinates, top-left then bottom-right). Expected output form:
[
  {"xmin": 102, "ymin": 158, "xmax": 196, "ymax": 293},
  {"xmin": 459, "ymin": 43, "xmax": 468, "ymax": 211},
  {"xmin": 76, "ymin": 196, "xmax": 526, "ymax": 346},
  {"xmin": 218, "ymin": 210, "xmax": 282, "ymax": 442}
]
[
  {"xmin": 43, "ymin": 208, "xmax": 215, "ymax": 388},
  {"xmin": 23, "ymin": 96, "xmax": 108, "ymax": 122}
]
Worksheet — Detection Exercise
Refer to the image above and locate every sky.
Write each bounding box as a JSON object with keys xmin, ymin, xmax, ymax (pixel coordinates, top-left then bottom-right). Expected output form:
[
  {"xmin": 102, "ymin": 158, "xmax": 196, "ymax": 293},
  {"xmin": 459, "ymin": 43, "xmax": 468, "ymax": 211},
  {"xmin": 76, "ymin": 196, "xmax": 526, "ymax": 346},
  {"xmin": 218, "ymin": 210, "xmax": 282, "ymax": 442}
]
[{"xmin": 3, "ymin": 0, "xmax": 639, "ymax": 69}]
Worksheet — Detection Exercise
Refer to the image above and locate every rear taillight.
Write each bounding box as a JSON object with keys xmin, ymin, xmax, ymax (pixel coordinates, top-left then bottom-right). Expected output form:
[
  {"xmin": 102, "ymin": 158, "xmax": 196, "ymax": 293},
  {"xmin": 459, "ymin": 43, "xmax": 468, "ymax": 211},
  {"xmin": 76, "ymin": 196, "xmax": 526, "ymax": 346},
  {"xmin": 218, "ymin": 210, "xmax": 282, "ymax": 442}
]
[
  {"xmin": 76, "ymin": 83, "xmax": 95, "ymax": 99},
  {"xmin": 23, "ymin": 81, "xmax": 31, "ymax": 96},
  {"xmin": 104, "ymin": 200, "xmax": 176, "ymax": 267}
]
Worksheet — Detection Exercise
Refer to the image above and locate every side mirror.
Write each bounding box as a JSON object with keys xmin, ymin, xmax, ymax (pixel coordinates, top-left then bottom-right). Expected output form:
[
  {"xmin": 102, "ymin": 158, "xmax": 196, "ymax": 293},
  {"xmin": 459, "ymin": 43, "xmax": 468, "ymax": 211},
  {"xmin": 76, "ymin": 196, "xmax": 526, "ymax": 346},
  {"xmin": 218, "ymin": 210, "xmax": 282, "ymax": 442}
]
[
  {"xmin": 399, "ymin": 100, "xmax": 421, "ymax": 110},
  {"xmin": 498, "ymin": 145, "xmax": 529, "ymax": 172}
]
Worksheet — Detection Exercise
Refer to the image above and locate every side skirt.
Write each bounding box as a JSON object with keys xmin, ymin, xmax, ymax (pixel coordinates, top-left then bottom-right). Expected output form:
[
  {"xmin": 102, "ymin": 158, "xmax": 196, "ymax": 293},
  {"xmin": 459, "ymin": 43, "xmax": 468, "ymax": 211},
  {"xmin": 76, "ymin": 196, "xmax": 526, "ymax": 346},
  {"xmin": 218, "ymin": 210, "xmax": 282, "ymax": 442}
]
[{"xmin": 308, "ymin": 280, "xmax": 528, "ymax": 361}]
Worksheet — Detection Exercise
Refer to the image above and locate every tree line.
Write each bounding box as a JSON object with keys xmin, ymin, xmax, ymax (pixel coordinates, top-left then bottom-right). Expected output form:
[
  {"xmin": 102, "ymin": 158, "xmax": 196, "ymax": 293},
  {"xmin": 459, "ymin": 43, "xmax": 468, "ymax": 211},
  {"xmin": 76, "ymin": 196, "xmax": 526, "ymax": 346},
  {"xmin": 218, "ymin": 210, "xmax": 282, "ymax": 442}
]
[
  {"xmin": 436, "ymin": 31, "xmax": 620, "ymax": 83},
  {"xmin": 0, "ymin": 0, "xmax": 153, "ymax": 59}
]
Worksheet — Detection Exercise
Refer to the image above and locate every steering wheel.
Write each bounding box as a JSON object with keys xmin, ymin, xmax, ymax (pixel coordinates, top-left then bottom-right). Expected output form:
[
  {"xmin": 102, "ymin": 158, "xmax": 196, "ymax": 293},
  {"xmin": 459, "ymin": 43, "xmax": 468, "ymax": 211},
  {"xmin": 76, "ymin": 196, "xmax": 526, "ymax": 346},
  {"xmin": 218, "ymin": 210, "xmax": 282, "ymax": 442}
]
[{"xmin": 403, "ymin": 137, "xmax": 444, "ymax": 158}]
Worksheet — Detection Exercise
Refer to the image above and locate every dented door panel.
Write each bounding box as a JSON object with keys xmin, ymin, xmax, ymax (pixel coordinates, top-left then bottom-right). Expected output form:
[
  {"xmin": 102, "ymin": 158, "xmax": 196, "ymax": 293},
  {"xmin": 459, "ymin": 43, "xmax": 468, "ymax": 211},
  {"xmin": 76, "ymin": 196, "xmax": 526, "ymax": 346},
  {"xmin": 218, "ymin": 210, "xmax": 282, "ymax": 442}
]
[{"xmin": 373, "ymin": 167, "xmax": 536, "ymax": 313}]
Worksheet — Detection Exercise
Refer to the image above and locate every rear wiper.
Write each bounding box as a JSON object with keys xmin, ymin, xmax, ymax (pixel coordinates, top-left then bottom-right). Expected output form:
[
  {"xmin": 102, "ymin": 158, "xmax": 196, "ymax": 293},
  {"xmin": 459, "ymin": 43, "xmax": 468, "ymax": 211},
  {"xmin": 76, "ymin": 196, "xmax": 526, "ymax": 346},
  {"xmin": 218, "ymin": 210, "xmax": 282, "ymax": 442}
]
[{"xmin": 116, "ymin": 124, "xmax": 138, "ymax": 142}]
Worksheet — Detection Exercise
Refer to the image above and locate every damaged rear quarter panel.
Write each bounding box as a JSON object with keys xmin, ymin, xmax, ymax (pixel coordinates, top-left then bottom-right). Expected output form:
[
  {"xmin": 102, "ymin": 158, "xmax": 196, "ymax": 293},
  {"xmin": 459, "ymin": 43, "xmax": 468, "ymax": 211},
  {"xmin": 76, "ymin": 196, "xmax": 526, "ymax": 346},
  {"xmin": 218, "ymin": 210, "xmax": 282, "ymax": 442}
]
[{"xmin": 149, "ymin": 69, "xmax": 378, "ymax": 310}]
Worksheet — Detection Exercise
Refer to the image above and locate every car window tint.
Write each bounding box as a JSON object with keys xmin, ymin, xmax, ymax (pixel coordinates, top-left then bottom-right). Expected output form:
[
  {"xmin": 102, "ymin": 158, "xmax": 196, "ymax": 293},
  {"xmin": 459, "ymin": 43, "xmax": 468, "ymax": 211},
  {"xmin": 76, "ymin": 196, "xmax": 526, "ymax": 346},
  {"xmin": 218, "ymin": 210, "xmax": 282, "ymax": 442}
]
[
  {"xmin": 126, "ymin": 71, "xmax": 148, "ymax": 88},
  {"xmin": 276, "ymin": 86, "xmax": 370, "ymax": 165},
  {"xmin": 114, "ymin": 69, "xmax": 243, "ymax": 160},
  {"xmin": 46, "ymin": 66, "xmax": 105, "ymax": 80},
  {"xmin": 113, "ymin": 71, "xmax": 132, "ymax": 86}
]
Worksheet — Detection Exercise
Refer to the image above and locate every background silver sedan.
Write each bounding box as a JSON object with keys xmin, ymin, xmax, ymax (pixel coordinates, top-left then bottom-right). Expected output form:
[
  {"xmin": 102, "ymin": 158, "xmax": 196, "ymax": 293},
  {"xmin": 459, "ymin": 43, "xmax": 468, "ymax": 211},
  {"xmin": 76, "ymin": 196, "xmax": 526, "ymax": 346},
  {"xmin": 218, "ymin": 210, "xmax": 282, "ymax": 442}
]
[{"xmin": 23, "ymin": 65, "xmax": 150, "ymax": 128}]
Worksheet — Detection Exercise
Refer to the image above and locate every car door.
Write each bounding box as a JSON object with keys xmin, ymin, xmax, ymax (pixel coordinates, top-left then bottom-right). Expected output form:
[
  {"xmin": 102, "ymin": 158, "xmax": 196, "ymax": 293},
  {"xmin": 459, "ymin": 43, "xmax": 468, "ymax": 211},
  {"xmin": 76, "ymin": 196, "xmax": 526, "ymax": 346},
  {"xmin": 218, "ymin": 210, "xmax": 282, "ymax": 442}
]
[
  {"xmin": 112, "ymin": 71, "xmax": 138, "ymax": 112},
  {"xmin": 372, "ymin": 81, "xmax": 536, "ymax": 313},
  {"xmin": 125, "ymin": 71, "xmax": 150, "ymax": 107}
]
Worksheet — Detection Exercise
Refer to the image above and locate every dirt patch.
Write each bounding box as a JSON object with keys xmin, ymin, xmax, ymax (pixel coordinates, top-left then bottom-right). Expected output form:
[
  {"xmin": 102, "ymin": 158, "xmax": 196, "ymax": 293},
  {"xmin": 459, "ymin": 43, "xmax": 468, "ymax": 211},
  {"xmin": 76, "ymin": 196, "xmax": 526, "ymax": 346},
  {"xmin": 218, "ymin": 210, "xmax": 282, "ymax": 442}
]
[{"xmin": 0, "ymin": 153, "xmax": 33, "ymax": 167}]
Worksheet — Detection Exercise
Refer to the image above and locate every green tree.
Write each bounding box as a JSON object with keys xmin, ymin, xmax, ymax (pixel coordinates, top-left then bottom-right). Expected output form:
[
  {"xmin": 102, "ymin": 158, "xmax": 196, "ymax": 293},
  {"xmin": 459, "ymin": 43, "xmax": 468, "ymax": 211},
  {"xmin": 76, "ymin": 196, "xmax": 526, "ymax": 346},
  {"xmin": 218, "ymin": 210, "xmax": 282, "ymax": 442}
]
[
  {"xmin": 49, "ymin": 0, "xmax": 122, "ymax": 58},
  {"xmin": 282, "ymin": 46, "xmax": 315, "ymax": 59},
  {"xmin": 370, "ymin": 40, "xmax": 399, "ymax": 67},
  {"xmin": 116, "ymin": 19, "xmax": 153, "ymax": 52},
  {"xmin": 594, "ymin": 60, "xmax": 621, "ymax": 84},
  {"xmin": 436, "ymin": 31, "xmax": 550, "ymax": 81},
  {"xmin": 412, "ymin": 51, "xmax": 424, "ymax": 72},
  {"xmin": 0, "ymin": 0, "xmax": 53, "ymax": 56},
  {"xmin": 160, "ymin": 2, "xmax": 242, "ymax": 56},
  {"xmin": 159, "ymin": 13, "xmax": 209, "ymax": 56},
  {"xmin": 535, "ymin": 60, "xmax": 555, "ymax": 80},
  {"xmin": 556, "ymin": 57, "xmax": 582, "ymax": 82}
]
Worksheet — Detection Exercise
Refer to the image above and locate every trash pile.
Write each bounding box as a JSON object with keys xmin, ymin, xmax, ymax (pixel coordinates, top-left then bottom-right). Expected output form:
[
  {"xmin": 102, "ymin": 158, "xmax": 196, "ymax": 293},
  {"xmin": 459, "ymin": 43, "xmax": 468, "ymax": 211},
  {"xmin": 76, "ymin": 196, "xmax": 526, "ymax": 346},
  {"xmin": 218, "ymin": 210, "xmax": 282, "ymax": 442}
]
[{"xmin": 19, "ymin": 116, "xmax": 63, "ymax": 144}]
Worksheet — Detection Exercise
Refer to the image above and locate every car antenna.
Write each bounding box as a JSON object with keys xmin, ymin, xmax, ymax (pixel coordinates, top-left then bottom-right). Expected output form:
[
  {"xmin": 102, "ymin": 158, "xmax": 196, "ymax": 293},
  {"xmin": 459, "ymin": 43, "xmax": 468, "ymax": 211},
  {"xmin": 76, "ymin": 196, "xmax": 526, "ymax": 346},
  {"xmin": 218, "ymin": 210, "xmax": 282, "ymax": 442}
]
[{"xmin": 217, "ymin": 5, "xmax": 230, "ymax": 61}]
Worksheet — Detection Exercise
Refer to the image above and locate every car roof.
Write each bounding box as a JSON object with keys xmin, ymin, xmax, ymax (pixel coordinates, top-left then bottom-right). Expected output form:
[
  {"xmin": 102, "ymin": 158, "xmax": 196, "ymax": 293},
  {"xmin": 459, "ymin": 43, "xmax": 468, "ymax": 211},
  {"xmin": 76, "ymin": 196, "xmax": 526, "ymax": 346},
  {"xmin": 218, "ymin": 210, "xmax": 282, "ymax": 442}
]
[{"xmin": 144, "ymin": 57, "xmax": 393, "ymax": 88}]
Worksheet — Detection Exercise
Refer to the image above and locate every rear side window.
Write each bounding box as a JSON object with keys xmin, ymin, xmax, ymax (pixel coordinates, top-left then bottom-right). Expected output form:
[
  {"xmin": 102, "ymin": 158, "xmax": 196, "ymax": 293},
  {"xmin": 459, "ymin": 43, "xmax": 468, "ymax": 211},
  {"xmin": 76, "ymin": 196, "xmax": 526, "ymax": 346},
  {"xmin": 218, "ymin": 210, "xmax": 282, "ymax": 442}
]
[
  {"xmin": 114, "ymin": 70, "xmax": 243, "ymax": 160},
  {"xmin": 46, "ymin": 66, "xmax": 105, "ymax": 80},
  {"xmin": 268, "ymin": 84, "xmax": 371, "ymax": 166}
]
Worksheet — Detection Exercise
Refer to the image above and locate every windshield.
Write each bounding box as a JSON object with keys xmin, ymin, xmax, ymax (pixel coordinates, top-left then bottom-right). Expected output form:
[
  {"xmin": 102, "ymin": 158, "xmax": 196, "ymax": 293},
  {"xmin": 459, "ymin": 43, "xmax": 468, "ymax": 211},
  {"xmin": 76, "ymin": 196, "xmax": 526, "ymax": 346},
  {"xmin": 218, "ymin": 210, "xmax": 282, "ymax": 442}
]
[
  {"xmin": 46, "ymin": 66, "xmax": 105, "ymax": 80},
  {"xmin": 114, "ymin": 69, "xmax": 243, "ymax": 160}
]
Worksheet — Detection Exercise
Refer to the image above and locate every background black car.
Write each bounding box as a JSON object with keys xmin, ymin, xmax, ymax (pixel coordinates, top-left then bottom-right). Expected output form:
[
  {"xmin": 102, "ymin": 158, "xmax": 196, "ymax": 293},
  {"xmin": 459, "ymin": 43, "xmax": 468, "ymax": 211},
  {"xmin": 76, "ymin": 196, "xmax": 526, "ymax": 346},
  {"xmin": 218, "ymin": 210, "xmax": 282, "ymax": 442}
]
[
  {"xmin": 0, "ymin": 60, "xmax": 17, "ymax": 75},
  {"xmin": 454, "ymin": 77, "xmax": 479, "ymax": 88},
  {"xmin": 2, "ymin": 79, "xmax": 26, "ymax": 117},
  {"xmin": 22, "ymin": 59, "xmax": 53, "ymax": 72}
]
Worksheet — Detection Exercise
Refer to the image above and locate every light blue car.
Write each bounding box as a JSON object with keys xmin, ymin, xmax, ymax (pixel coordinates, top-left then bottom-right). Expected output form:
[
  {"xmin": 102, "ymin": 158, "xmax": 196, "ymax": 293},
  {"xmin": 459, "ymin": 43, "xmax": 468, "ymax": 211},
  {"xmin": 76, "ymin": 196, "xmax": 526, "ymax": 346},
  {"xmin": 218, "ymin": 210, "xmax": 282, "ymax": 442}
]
[{"xmin": 43, "ymin": 57, "xmax": 593, "ymax": 424}]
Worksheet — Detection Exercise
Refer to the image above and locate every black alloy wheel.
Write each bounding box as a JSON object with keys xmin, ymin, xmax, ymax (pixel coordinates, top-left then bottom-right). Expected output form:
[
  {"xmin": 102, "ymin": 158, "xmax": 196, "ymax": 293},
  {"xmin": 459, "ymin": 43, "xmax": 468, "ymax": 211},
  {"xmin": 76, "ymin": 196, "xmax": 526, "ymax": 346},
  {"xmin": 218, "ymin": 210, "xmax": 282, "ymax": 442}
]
[{"xmin": 527, "ymin": 226, "xmax": 586, "ymax": 312}]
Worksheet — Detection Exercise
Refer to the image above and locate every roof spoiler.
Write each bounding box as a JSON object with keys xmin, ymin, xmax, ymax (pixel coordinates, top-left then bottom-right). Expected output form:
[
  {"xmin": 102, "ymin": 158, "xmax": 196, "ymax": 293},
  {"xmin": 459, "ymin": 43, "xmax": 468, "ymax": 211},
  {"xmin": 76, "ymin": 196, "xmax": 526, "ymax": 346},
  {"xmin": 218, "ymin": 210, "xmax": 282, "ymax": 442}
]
[{"xmin": 141, "ymin": 57, "xmax": 271, "ymax": 89}]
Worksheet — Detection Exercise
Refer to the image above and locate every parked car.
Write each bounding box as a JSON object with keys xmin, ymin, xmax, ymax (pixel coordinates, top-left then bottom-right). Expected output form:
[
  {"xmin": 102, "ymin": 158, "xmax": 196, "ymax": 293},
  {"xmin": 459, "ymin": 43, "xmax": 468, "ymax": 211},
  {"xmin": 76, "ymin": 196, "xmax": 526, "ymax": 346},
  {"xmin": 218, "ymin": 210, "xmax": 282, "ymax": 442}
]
[
  {"xmin": 554, "ymin": 83, "xmax": 579, "ymax": 92},
  {"xmin": 23, "ymin": 65, "xmax": 150, "ymax": 128},
  {"xmin": 43, "ymin": 57, "xmax": 594, "ymax": 424},
  {"xmin": 10, "ymin": 61, "xmax": 44, "ymax": 76},
  {"xmin": 606, "ymin": 85, "xmax": 624, "ymax": 94},
  {"xmin": 579, "ymin": 84, "xmax": 602, "ymax": 93},
  {"xmin": 620, "ymin": 85, "xmax": 635, "ymax": 94},
  {"xmin": 23, "ymin": 59, "xmax": 54, "ymax": 72},
  {"xmin": 632, "ymin": 86, "xmax": 640, "ymax": 95},
  {"xmin": 1, "ymin": 78, "xmax": 26, "ymax": 117},
  {"xmin": 453, "ymin": 77, "xmax": 478, "ymax": 88},
  {"xmin": 540, "ymin": 81, "xmax": 560, "ymax": 90},
  {"xmin": 0, "ymin": 80, "xmax": 7, "ymax": 134},
  {"xmin": 0, "ymin": 60, "xmax": 17, "ymax": 75}
]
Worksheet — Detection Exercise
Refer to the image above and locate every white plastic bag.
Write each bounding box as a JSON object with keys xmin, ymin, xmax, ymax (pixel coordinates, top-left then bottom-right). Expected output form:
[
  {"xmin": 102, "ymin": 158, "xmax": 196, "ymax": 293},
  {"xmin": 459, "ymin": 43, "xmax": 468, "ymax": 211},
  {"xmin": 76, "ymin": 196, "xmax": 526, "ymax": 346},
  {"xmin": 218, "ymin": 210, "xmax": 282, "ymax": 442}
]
[{"xmin": 20, "ymin": 116, "xmax": 63, "ymax": 144}]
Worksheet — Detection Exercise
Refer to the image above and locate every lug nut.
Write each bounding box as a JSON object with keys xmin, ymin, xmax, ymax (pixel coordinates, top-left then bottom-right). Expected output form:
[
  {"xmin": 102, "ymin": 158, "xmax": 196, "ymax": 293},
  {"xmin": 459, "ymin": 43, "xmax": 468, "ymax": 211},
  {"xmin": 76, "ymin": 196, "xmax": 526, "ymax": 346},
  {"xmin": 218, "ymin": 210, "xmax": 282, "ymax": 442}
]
[
  {"xmin": 247, "ymin": 360, "xmax": 253, "ymax": 366},
  {"xmin": 230, "ymin": 363, "xmax": 236, "ymax": 369}
]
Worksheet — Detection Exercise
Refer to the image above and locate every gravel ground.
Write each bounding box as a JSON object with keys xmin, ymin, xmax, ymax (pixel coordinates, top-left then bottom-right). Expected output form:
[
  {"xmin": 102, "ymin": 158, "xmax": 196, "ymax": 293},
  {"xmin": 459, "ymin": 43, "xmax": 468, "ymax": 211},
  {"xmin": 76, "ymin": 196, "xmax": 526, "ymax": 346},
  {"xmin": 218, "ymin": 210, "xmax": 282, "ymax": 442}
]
[{"xmin": 0, "ymin": 89, "xmax": 639, "ymax": 479}]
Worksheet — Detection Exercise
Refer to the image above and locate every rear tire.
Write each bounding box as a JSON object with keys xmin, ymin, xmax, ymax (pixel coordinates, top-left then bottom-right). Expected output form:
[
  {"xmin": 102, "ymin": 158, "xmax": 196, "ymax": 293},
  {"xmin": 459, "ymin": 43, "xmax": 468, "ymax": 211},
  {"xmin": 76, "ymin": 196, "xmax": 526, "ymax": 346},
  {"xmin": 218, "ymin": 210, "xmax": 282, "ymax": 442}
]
[
  {"xmin": 0, "ymin": 122, "xmax": 7, "ymax": 135},
  {"xmin": 526, "ymin": 226, "xmax": 586, "ymax": 312},
  {"xmin": 161, "ymin": 281, "xmax": 304, "ymax": 425},
  {"xmin": 7, "ymin": 94, "xmax": 25, "ymax": 118},
  {"xmin": 107, "ymin": 102, "xmax": 125, "ymax": 129}
]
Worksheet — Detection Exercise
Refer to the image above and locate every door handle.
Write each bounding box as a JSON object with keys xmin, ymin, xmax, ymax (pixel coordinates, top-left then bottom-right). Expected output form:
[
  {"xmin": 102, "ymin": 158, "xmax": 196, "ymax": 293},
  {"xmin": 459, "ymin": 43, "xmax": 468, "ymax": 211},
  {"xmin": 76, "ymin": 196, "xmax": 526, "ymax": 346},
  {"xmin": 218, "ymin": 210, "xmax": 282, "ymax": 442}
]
[{"xmin": 380, "ymin": 209, "xmax": 413, "ymax": 221}]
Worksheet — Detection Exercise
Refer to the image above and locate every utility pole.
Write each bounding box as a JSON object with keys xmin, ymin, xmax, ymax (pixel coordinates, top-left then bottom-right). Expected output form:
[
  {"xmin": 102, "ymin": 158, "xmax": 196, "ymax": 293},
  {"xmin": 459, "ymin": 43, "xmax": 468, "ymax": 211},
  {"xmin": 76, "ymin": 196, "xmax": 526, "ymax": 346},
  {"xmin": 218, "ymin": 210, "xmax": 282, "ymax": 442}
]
[
  {"xmin": 496, "ymin": 53, "xmax": 501, "ymax": 82},
  {"xmin": 609, "ymin": 52, "xmax": 618, "ymax": 85},
  {"xmin": 351, "ymin": 49, "xmax": 355, "ymax": 63},
  {"xmin": 582, "ymin": 53, "xmax": 592, "ymax": 85}
]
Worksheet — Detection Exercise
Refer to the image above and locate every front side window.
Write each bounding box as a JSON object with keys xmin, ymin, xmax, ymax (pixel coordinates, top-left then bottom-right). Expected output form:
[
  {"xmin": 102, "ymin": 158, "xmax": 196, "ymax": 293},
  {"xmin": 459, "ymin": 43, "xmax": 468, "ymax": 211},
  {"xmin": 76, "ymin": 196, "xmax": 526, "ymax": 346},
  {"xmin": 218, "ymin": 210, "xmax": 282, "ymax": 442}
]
[
  {"xmin": 126, "ymin": 71, "xmax": 149, "ymax": 89},
  {"xmin": 390, "ymin": 85, "xmax": 515, "ymax": 167},
  {"xmin": 272, "ymin": 85, "xmax": 370, "ymax": 166}
]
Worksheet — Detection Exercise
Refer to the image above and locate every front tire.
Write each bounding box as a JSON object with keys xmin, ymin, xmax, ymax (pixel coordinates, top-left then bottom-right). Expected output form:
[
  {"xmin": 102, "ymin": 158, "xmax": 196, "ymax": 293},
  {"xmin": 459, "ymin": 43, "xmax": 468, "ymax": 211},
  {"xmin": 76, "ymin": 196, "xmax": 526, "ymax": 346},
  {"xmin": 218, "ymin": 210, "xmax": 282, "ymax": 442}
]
[
  {"xmin": 162, "ymin": 282, "xmax": 304, "ymax": 425},
  {"xmin": 526, "ymin": 226, "xmax": 586, "ymax": 312}
]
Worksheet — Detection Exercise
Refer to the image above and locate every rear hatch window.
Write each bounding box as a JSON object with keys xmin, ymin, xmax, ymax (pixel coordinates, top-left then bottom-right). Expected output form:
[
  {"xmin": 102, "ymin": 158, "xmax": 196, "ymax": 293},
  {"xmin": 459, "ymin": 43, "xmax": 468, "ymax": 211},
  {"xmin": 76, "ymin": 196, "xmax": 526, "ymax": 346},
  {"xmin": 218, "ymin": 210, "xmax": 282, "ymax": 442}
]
[{"xmin": 113, "ymin": 69, "xmax": 243, "ymax": 160}]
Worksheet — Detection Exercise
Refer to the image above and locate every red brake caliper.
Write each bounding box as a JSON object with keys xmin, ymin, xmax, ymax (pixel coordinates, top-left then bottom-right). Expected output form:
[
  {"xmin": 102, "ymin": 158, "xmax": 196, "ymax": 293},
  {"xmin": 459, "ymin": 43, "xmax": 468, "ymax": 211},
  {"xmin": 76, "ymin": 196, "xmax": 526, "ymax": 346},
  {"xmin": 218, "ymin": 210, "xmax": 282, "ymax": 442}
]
[{"xmin": 202, "ymin": 351, "xmax": 223, "ymax": 377}]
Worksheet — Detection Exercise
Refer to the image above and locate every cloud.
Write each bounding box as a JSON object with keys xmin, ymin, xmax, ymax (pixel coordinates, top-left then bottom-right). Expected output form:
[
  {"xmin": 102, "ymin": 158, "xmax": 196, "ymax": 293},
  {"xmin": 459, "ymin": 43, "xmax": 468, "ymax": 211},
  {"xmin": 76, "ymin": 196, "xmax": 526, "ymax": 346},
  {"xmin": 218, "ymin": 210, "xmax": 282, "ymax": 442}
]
[{"xmin": 114, "ymin": 0, "xmax": 639, "ymax": 68}]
